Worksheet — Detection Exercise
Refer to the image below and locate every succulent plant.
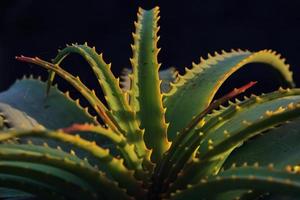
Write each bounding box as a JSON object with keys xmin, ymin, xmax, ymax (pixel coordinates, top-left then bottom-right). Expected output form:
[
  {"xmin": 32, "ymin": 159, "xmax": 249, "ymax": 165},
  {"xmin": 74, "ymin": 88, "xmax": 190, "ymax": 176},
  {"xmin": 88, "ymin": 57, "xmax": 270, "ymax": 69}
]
[{"xmin": 0, "ymin": 6, "xmax": 300, "ymax": 200}]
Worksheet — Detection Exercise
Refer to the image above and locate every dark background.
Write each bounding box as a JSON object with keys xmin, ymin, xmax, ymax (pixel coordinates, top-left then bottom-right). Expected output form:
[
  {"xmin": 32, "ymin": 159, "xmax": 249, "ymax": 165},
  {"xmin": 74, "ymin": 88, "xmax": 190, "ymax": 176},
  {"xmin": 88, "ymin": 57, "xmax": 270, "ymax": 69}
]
[{"xmin": 1, "ymin": 0, "xmax": 300, "ymax": 99}]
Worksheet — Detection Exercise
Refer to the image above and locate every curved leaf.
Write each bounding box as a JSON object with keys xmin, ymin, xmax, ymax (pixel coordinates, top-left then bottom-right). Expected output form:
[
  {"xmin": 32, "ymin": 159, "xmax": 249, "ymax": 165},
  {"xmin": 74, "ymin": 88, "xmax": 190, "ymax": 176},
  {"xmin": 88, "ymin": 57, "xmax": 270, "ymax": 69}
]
[
  {"xmin": 0, "ymin": 161, "xmax": 98, "ymax": 200},
  {"xmin": 0, "ymin": 145, "xmax": 132, "ymax": 199},
  {"xmin": 0, "ymin": 78, "xmax": 96, "ymax": 129},
  {"xmin": 0, "ymin": 174, "xmax": 64, "ymax": 200},
  {"xmin": 62, "ymin": 123, "xmax": 144, "ymax": 172},
  {"xmin": 49, "ymin": 43, "xmax": 144, "ymax": 147},
  {"xmin": 224, "ymin": 117, "xmax": 300, "ymax": 169},
  {"xmin": 0, "ymin": 129, "xmax": 146, "ymax": 199},
  {"xmin": 151, "ymin": 82, "xmax": 256, "ymax": 194},
  {"xmin": 164, "ymin": 50, "xmax": 294, "ymax": 140},
  {"xmin": 0, "ymin": 102, "xmax": 42, "ymax": 130},
  {"xmin": 199, "ymin": 93, "xmax": 300, "ymax": 160},
  {"xmin": 170, "ymin": 166, "xmax": 300, "ymax": 200},
  {"xmin": 0, "ymin": 188, "xmax": 33, "ymax": 200},
  {"xmin": 16, "ymin": 54, "xmax": 149, "ymax": 163},
  {"xmin": 165, "ymin": 89, "xmax": 300, "ymax": 194},
  {"xmin": 49, "ymin": 43, "xmax": 128, "ymax": 120},
  {"xmin": 220, "ymin": 118, "xmax": 300, "ymax": 200}
]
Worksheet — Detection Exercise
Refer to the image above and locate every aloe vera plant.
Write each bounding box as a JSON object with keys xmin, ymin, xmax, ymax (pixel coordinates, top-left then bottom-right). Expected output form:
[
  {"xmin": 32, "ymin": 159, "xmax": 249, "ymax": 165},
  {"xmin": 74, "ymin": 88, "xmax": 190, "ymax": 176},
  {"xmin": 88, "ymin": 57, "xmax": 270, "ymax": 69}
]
[{"xmin": 0, "ymin": 6, "xmax": 300, "ymax": 200}]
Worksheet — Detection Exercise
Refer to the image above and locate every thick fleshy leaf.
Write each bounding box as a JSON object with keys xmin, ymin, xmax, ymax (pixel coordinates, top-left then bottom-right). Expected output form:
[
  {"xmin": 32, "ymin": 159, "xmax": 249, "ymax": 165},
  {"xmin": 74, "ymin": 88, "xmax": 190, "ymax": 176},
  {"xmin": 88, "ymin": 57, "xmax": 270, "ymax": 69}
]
[
  {"xmin": 224, "ymin": 117, "xmax": 300, "ymax": 169},
  {"xmin": 0, "ymin": 145, "xmax": 133, "ymax": 200},
  {"xmin": 0, "ymin": 102, "xmax": 43, "ymax": 130},
  {"xmin": 0, "ymin": 188, "xmax": 33, "ymax": 200},
  {"xmin": 62, "ymin": 123, "xmax": 144, "ymax": 172},
  {"xmin": 17, "ymin": 52, "xmax": 148, "ymax": 164},
  {"xmin": 164, "ymin": 50, "xmax": 294, "ymax": 140},
  {"xmin": 0, "ymin": 174, "xmax": 64, "ymax": 200},
  {"xmin": 0, "ymin": 161, "xmax": 98, "ymax": 200},
  {"xmin": 164, "ymin": 89, "xmax": 300, "ymax": 194},
  {"xmin": 170, "ymin": 166, "xmax": 300, "ymax": 200},
  {"xmin": 48, "ymin": 44, "xmax": 128, "ymax": 119},
  {"xmin": 151, "ymin": 82, "xmax": 257, "ymax": 194},
  {"xmin": 130, "ymin": 7, "xmax": 170, "ymax": 162},
  {"xmin": 0, "ymin": 78, "xmax": 96, "ymax": 129},
  {"xmin": 15, "ymin": 57, "xmax": 119, "ymax": 132},
  {"xmin": 0, "ymin": 129, "xmax": 146, "ymax": 199},
  {"xmin": 219, "ymin": 118, "xmax": 300, "ymax": 200},
  {"xmin": 47, "ymin": 44, "xmax": 139, "ymax": 136},
  {"xmin": 198, "ymin": 91, "xmax": 300, "ymax": 161}
]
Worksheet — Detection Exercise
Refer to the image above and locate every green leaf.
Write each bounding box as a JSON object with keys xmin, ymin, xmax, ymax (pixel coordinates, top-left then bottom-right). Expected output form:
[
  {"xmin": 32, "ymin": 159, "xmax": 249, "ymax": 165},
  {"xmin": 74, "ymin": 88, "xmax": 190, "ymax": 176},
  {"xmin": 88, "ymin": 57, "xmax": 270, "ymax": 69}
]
[
  {"xmin": 0, "ymin": 78, "xmax": 96, "ymax": 129},
  {"xmin": 130, "ymin": 7, "xmax": 170, "ymax": 162},
  {"xmin": 17, "ymin": 52, "xmax": 149, "ymax": 164},
  {"xmin": 165, "ymin": 89, "xmax": 300, "ymax": 194},
  {"xmin": 170, "ymin": 166, "xmax": 300, "ymax": 200},
  {"xmin": 0, "ymin": 188, "xmax": 33, "ymax": 199},
  {"xmin": 224, "ymin": 117, "xmax": 300, "ymax": 169},
  {"xmin": 198, "ymin": 91, "xmax": 300, "ymax": 161},
  {"xmin": 219, "ymin": 118, "xmax": 300, "ymax": 200},
  {"xmin": 0, "ymin": 129, "xmax": 146, "ymax": 199},
  {"xmin": 49, "ymin": 44, "xmax": 127, "ymax": 118},
  {"xmin": 164, "ymin": 50, "xmax": 295, "ymax": 140},
  {"xmin": 0, "ymin": 161, "xmax": 98, "ymax": 200},
  {"xmin": 0, "ymin": 174, "xmax": 64, "ymax": 200},
  {"xmin": 0, "ymin": 78, "xmax": 108, "ymax": 149},
  {"xmin": 62, "ymin": 123, "xmax": 144, "ymax": 173},
  {"xmin": 152, "ymin": 81, "xmax": 257, "ymax": 191},
  {"xmin": 0, "ymin": 143, "xmax": 93, "ymax": 168},
  {"xmin": 15, "ymin": 57, "xmax": 119, "ymax": 133},
  {"xmin": 0, "ymin": 145, "xmax": 132, "ymax": 199}
]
